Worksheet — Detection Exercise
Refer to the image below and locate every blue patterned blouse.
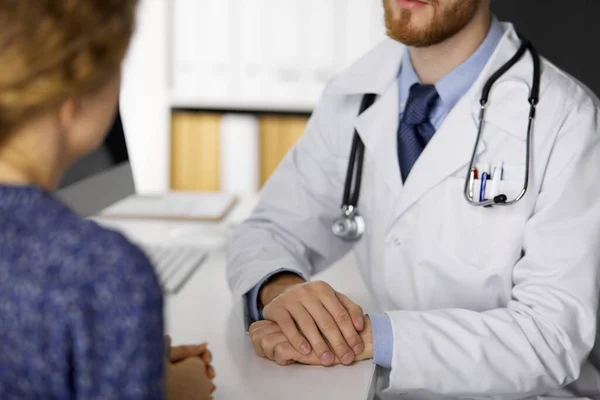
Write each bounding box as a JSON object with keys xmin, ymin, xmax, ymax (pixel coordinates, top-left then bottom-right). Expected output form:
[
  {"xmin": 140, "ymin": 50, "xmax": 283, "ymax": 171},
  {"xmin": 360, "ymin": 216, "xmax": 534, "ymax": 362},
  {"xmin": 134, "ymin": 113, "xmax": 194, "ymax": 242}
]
[{"xmin": 0, "ymin": 185, "xmax": 165, "ymax": 399}]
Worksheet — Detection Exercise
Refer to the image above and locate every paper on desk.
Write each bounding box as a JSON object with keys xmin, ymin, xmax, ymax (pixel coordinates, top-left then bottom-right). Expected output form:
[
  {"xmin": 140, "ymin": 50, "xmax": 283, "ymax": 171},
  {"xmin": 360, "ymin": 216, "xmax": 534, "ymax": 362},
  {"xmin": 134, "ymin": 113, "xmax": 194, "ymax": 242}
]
[{"xmin": 100, "ymin": 191, "xmax": 237, "ymax": 222}]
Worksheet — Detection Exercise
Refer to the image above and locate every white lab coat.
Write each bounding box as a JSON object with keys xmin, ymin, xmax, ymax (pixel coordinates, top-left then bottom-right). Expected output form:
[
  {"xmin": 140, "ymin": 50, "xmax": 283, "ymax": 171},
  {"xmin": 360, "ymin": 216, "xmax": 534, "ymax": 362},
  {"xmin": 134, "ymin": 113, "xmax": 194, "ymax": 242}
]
[{"xmin": 227, "ymin": 23, "xmax": 600, "ymax": 399}]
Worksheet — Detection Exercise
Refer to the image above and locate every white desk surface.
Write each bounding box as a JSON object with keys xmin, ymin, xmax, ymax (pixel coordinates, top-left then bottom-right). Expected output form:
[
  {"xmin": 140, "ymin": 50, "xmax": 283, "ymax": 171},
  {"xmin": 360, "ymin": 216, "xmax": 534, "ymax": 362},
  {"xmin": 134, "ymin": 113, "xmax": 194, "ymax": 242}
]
[{"xmin": 94, "ymin": 197, "xmax": 379, "ymax": 400}]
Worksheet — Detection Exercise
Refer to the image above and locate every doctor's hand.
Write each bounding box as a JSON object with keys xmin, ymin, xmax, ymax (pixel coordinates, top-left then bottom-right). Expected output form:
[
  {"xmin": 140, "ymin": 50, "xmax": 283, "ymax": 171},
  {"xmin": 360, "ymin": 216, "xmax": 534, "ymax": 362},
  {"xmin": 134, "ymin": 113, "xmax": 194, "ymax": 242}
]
[
  {"xmin": 259, "ymin": 274, "xmax": 366, "ymax": 366},
  {"xmin": 249, "ymin": 317, "xmax": 373, "ymax": 366}
]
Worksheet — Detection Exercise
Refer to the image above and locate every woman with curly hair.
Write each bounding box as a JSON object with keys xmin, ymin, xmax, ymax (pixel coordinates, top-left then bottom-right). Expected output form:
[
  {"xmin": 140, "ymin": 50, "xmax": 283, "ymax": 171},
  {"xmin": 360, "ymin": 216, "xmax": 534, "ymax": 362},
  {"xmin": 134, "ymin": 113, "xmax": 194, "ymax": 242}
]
[{"xmin": 0, "ymin": 1, "xmax": 215, "ymax": 399}]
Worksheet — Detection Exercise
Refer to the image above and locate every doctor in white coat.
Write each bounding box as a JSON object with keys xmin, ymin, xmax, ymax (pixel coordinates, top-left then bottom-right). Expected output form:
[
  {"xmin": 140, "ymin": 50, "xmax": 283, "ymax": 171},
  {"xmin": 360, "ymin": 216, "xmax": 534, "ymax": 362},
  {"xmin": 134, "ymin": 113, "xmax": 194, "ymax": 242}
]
[{"xmin": 227, "ymin": 0, "xmax": 600, "ymax": 398}]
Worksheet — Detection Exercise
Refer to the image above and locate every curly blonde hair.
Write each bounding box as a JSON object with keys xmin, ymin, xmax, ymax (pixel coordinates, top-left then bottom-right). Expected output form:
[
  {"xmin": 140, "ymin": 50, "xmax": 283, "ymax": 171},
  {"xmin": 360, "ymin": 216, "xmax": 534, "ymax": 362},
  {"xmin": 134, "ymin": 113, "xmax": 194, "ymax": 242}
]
[{"xmin": 0, "ymin": 0, "xmax": 138, "ymax": 136}]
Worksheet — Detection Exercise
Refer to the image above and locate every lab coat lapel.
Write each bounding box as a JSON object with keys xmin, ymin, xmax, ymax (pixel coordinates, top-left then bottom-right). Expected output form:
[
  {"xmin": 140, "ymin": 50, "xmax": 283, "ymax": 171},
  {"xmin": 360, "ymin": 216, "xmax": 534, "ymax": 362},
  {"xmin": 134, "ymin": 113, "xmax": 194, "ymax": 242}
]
[
  {"xmin": 391, "ymin": 23, "xmax": 525, "ymax": 220},
  {"xmin": 325, "ymin": 38, "xmax": 407, "ymax": 196},
  {"xmin": 354, "ymin": 83, "xmax": 403, "ymax": 197}
]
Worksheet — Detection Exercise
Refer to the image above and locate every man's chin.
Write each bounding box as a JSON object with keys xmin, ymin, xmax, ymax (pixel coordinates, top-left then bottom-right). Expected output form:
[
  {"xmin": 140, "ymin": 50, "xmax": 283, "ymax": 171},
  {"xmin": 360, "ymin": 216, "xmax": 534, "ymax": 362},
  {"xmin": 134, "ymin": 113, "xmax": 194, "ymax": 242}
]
[
  {"xmin": 387, "ymin": 29, "xmax": 437, "ymax": 48},
  {"xmin": 384, "ymin": 14, "xmax": 436, "ymax": 47}
]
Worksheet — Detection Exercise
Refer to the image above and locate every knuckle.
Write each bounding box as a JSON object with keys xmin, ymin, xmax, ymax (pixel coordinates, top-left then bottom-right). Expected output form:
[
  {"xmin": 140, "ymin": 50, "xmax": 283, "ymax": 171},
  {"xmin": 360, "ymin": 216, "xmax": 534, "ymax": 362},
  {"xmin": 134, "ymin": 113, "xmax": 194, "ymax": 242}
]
[
  {"xmin": 295, "ymin": 285, "xmax": 309, "ymax": 297},
  {"xmin": 250, "ymin": 327, "xmax": 267, "ymax": 341},
  {"xmin": 276, "ymin": 356, "xmax": 289, "ymax": 366},
  {"xmin": 347, "ymin": 333, "xmax": 361, "ymax": 344},
  {"xmin": 260, "ymin": 335, "xmax": 272, "ymax": 350},
  {"xmin": 314, "ymin": 343, "xmax": 330, "ymax": 355},
  {"xmin": 274, "ymin": 343, "xmax": 286, "ymax": 357},
  {"xmin": 344, "ymin": 299, "xmax": 357, "ymax": 309},
  {"xmin": 279, "ymin": 319, "xmax": 297, "ymax": 331},
  {"xmin": 292, "ymin": 337, "xmax": 305, "ymax": 347},
  {"xmin": 187, "ymin": 357, "xmax": 204, "ymax": 367},
  {"xmin": 251, "ymin": 320, "xmax": 270, "ymax": 329},
  {"xmin": 321, "ymin": 320, "xmax": 338, "ymax": 332},
  {"xmin": 333, "ymin": 312, "xmax": 352, "ymax": 325},
  {"xmin": 269, "ymin": 296, "xmax": 285, "ymax": 307},
  {"xmin": 333, "ymin": 342, "xmax": 350, "ymax": 354},
  {"xmin": 312, "ymin": 280, "xmax": 329, "ymax": 291},
  {"xmin": 262, "ymin": 303, "xmax": 275, "ymax": 316}
]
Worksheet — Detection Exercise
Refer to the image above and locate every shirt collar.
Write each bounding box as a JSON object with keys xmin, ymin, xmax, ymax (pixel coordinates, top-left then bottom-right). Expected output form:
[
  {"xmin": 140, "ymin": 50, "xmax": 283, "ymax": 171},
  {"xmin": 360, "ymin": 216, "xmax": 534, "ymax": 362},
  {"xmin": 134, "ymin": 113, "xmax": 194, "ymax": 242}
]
[{"xmin": 399, "ymin": 16, "xmax": 505, "ymax": 112}]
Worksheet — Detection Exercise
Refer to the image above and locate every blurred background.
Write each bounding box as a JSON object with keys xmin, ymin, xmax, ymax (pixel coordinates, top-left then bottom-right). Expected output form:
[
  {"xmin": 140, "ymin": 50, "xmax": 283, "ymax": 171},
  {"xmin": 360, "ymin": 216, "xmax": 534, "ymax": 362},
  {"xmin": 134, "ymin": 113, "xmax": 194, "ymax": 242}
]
[{"xmin": 115, "ymin": 0, "xmax": 599, "ymax": 196}]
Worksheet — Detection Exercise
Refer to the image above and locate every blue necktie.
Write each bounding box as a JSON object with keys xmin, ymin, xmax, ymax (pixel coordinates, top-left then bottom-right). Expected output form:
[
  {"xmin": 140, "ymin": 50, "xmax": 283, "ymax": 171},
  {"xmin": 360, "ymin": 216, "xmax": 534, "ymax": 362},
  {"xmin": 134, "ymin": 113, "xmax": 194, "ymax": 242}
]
[{"xmin": 397, "ymin": 84, "xmax": 439, "ymax": 182}]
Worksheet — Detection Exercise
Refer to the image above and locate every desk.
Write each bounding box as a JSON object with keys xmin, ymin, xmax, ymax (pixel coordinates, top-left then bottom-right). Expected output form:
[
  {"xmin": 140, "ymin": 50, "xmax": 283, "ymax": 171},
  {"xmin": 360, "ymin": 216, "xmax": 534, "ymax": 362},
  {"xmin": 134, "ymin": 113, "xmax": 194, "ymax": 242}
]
[{"xmin": 95, "ymin": 198, "xmax": 378, "ymax": 400}]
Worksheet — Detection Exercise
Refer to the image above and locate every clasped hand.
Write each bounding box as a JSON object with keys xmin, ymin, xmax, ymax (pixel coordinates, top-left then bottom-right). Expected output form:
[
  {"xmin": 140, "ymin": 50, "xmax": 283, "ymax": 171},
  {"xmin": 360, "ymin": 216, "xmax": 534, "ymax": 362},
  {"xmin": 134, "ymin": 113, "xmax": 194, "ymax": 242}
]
[
  {"xmin": 249, "ymin": 278, "xmax": 373, "ymax": 367},
  {"xmin": 165, "ymin": 336, "xmax": 217, "ymax": 399}
]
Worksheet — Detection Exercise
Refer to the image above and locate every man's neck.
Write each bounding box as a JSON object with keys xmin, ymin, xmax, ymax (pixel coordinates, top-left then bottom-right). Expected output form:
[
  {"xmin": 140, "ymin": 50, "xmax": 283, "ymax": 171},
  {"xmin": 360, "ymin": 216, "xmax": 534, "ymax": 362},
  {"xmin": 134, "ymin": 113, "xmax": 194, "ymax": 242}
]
[{"xmin": 409, "ymin": 9, "xmax": 492, "ymax": 84}]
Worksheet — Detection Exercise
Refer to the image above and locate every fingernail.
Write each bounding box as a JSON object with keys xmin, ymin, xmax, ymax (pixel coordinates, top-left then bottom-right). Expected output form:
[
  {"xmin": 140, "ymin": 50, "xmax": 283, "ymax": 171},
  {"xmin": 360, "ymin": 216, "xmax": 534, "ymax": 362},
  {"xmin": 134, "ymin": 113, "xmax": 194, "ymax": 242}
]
[
  {"xmin": 356, "ymin": 316, "xmax": 365, "ymax": 331},
  {"xmin": 353, "ymin": 344, "xmax": 363, "ymax": 354},
  {"xmin": 300, "ymin": 343, "xmax": 311, "ymax": 355},
  {"xmin": 342, "ymin": 352, "xmax": 354, "ymax": 365},
  {"xmin": 321, "ymin": 352, "xmax": 334, "ymax": 365}
]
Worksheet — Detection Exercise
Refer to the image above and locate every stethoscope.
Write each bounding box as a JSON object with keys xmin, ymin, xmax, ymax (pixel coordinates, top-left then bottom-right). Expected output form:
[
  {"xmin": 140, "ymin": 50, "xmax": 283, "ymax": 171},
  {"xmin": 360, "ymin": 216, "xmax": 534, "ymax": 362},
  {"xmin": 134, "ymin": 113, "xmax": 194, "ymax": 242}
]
[{"xmin": 332, "ymin": 36, "xmax": 541, "ymax": 241}]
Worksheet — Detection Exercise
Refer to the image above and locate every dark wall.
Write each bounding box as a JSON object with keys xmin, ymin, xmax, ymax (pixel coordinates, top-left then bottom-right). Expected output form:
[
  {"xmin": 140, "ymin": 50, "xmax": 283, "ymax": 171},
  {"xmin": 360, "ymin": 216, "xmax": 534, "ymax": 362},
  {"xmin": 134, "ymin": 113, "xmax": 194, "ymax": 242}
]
[{"xmin": 492, "ymin": 1, "xmax": 600, "ymax": 96}]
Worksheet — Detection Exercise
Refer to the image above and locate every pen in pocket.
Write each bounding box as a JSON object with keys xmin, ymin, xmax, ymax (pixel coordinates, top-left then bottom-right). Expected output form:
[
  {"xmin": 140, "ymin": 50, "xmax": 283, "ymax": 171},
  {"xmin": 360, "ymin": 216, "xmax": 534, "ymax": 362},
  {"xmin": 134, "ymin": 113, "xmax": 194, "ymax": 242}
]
[
  {"xmin": 479, "ymin": 172, "xmax": 489, "ymax": 202},
  {"xmin": 469, "ymin": 168, "xmax": 477, "ymax": 200},
  {"xmin": 479, "ymin": 164, "xmax": 490, "ymax": 202},
  {"xmin": 489, "ymin": 162, "xmax": 503, "ymax": 198}
]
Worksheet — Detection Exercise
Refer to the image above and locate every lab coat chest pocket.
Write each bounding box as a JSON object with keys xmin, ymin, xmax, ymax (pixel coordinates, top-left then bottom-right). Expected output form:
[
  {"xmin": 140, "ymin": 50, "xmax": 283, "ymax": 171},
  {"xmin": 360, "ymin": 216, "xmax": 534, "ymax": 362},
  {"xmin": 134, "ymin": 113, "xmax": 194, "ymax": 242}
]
[{"xmin": 439, "ymin": 169, "xmax": 528, "ymax": 269}]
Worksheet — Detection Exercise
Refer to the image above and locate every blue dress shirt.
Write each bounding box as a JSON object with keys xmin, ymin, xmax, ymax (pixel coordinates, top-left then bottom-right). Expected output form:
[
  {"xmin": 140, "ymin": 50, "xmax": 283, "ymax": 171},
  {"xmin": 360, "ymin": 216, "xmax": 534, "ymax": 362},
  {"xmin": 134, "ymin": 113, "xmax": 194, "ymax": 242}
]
[{"xmin": 246, "ymin": 16, "xmax": 505, "ymax": 369}]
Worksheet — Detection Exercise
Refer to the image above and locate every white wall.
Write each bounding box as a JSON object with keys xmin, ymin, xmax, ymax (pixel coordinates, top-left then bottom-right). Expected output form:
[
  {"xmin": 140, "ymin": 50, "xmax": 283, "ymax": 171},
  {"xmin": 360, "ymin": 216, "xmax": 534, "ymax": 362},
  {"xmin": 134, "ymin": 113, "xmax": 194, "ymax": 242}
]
[
  {"xmin": 120, "ymin": 0, "xmax": 386, "ymax": 194},
  {"xmin": 170, "ymin": 0, "xmax": 386, "ymax": 110},
  {"xmin": 120, "ymin": 0, "xmax": 170, "ymax": 194}
]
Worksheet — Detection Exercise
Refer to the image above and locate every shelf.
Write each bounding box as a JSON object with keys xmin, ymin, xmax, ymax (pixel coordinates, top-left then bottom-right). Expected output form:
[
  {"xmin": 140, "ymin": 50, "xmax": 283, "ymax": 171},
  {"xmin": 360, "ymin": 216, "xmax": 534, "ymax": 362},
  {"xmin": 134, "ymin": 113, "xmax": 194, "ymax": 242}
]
[{"xmin": 170, "ymin": 92, "xmax": 316, "ymax": 114}]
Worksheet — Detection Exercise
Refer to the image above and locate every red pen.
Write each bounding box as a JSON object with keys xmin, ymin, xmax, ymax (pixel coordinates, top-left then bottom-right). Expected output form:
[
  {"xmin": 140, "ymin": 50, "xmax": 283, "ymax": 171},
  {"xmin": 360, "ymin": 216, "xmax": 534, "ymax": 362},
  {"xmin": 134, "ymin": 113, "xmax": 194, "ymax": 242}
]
[{"xmin": 469, "ymin": 168, "xmax": 478, "ymax": 200}]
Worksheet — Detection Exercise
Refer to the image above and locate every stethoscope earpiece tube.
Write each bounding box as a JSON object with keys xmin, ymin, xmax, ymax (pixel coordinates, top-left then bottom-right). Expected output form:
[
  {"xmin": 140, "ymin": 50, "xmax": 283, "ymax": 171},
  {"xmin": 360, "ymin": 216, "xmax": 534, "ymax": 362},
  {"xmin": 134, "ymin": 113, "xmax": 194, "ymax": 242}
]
[
  {"xmin": 481, "ymin": 37, "xmax": 528, "ymax": 105},
  {"xmin": 334, "ymin": 93, "xmax": 377, "ymax": 241},
  {"xmin": 465, "ymin": 34, "xmax": 540, "ymax": 208},
  {"xmin": 341, "ymin": 94, "xmax": 377, "ymax": 209}
]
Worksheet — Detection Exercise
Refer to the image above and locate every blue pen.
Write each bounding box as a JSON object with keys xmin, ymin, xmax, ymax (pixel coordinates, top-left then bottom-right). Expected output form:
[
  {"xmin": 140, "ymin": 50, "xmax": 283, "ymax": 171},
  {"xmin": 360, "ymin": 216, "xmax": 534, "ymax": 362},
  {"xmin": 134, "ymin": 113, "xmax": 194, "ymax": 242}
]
[{"xmin": 479, "ymin": 172, "xmax": 490, "ymax": 202}]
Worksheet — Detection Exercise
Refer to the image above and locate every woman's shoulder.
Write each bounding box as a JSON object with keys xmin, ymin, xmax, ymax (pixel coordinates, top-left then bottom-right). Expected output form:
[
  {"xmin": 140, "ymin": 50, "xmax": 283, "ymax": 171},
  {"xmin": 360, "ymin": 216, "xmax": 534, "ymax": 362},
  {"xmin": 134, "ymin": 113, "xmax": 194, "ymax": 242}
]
[
  {"xmin": 54, "ymin": 217, "xmax": 162, "ymax": 295},
  {"xmin": 1, "ymin": 193, "xmax": 162, "ymax": 300}
]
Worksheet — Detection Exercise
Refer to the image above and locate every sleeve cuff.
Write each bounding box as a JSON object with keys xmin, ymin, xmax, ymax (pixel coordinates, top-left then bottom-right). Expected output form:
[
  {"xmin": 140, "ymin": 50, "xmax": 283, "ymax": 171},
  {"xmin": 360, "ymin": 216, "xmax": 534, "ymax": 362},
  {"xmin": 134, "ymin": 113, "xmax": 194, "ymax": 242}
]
[
  {"xmin": 369, "ymin": 313, "xmax": 394, "ymax": 369},
  {"xmin": 245, "ymin": 269, "xmax": 303, "ymax": 323}
]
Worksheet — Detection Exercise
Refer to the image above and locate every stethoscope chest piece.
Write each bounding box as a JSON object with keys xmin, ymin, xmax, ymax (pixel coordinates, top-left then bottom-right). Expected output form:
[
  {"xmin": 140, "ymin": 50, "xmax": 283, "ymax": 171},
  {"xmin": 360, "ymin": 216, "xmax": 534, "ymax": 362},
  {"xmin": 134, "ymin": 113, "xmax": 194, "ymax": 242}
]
[{"xmin": 332, "ymin": 205, "xmax": 365, "ymax": 241}]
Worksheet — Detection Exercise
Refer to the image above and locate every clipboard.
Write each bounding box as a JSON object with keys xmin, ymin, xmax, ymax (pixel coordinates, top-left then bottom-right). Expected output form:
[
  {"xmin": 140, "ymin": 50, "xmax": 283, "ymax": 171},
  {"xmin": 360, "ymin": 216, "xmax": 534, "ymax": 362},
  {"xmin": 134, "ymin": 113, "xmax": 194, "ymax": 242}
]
[{"xmin": 99, "ymin": 191, "xmax": 238, "ymax": 222}]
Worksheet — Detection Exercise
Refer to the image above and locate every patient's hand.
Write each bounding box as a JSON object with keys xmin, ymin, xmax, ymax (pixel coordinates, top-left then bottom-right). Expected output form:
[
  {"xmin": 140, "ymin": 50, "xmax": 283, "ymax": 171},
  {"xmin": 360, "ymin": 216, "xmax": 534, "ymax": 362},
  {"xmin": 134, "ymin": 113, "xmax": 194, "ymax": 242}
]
[
  {"xmin": 165, "ymin": 337, "xmax": 216, "ymax": 380},
  {"xmin": 249, "ymin": 317, "xmax": 373, "ymax": 366},
  {"xmin": 164, "ymin": 336, "xmax": 217, "ymax": 399}
]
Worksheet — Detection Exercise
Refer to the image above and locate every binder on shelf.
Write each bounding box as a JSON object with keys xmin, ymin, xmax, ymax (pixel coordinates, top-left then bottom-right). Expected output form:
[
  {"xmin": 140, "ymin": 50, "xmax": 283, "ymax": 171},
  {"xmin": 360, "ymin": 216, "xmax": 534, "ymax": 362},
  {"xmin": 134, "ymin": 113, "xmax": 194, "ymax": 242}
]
[
  {"xmin": 259, "ymin": 115, "xmax": 308, "ymax": 185},
  {"xmin": 171, "ymin": 112, "xmax": 221, "ymax": 192}
]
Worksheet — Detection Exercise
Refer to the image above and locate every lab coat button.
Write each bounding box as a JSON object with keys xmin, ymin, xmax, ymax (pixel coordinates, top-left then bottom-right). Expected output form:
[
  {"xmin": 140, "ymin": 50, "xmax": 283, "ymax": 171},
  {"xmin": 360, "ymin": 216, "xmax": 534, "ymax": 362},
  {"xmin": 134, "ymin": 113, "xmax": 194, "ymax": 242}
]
[{"xmin": 393, "ymin": 237, "xmax": 401, "ymax": 246}]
